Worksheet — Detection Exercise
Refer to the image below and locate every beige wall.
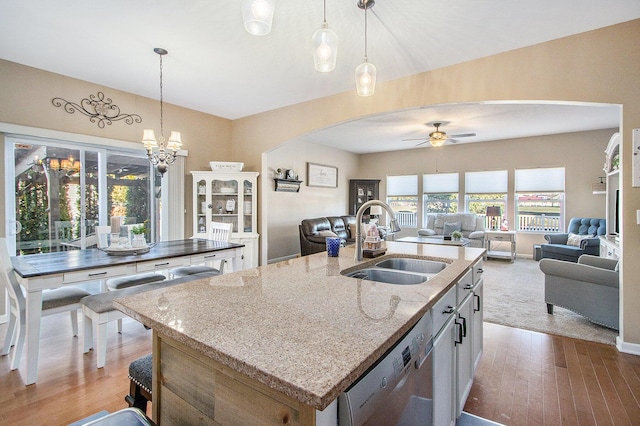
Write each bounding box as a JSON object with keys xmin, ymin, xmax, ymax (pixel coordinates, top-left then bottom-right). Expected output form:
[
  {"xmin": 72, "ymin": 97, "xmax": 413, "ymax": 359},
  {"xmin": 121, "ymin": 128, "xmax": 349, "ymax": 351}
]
[
  {"xmin": 231, "ymin": 21, "xmax": 640, "ymax": 348},
  {"xmin": 265, "ymin": 141, "xmax": 359, "ymax": 261}
]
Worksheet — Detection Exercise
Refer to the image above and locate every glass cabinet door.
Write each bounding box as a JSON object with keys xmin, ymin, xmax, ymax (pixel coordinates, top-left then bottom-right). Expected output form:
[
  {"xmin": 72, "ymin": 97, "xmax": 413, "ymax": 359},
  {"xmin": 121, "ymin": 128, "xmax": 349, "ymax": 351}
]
[
  {"xmin": 196, "ymin": 179, "xmax": 208, "ymax": 233},
  {"xmin": 211, "ymin": 178, "xmax": 238, "ymax": 232},
  {"xmin": 243, "ymin": 179, "xmax": 253, "ymax": 233}
]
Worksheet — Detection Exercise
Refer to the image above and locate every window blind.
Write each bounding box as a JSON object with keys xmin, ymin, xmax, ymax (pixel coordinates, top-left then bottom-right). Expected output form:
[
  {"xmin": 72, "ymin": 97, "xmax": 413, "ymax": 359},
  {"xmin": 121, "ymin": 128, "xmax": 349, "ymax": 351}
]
[
  {"xmin": 423, "ymin": 173, "xmax": 459, "ymax": 193},
  {"xmin": 465, "ymin": 170, "xmax": 507, "ymax": 194},
  {"xmin": 515, "ymin": 167, "xmax": 565, "ymax": 192},
  {"xmin": 387, "ymin": 175, "xmax": 418, "ymax": 196}
]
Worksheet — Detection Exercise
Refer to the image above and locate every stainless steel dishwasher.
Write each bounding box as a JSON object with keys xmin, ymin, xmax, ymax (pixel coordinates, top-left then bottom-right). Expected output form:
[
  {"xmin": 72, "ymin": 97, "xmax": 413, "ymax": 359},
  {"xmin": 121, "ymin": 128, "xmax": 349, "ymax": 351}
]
[{"xmin": 339, "ymin": 312, "xmax": 433, "ymax": 426}]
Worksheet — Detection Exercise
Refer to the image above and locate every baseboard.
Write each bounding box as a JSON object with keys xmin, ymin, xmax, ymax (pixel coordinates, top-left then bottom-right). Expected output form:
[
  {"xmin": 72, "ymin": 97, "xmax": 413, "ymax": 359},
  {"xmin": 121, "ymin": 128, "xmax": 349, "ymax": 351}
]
[
  {"xmin": 616, "ymin": 336, "xmax": 640, "ymax": 355},
  {"xmin": 268, "ymin": 254, "xmax": 300, "ymax": 264}
]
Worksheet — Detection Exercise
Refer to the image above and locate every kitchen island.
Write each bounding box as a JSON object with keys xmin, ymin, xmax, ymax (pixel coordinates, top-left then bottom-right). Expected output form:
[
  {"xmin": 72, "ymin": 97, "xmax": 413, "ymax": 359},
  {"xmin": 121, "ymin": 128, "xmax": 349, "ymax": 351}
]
[{"xmin": 115, "ymin": 241, "xmax": 485, "ymax": 425}]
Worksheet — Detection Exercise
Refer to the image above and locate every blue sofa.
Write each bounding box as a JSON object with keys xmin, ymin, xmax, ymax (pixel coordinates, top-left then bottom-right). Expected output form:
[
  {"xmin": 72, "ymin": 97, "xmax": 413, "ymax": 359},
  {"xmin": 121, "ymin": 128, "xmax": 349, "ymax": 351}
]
[{"xmin": 540, "ymin": 217, "xmax": 605, "ymax": 262}]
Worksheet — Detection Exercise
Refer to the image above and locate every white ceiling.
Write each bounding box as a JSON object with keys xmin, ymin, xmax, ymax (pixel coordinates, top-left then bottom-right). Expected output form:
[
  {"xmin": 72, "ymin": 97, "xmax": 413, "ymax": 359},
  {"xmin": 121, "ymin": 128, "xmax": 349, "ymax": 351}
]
[{"xmin": 0, "ymin": 0, "xmax": 637, "ymax": 153}]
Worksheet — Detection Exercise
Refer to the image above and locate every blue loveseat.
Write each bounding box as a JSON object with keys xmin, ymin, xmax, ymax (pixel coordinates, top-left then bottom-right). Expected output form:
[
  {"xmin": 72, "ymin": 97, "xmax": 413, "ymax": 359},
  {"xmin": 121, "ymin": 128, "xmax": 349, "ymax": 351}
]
[{"xmin": 540, "ymin": 217, "xmax": 605, "ymax": 262}]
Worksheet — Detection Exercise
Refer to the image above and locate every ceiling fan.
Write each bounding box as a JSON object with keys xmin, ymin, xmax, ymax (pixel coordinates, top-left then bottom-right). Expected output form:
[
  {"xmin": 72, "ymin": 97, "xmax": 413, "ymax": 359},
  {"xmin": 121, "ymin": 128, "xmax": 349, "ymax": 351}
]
[{"xmin": 403, "ymin": 122, "xmax": 476, "ymax": 147}]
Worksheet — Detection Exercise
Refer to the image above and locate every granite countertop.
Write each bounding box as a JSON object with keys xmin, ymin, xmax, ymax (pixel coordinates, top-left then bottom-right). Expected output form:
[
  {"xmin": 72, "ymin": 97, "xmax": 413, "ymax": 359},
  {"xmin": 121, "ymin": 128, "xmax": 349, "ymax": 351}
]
[{"xmin": 115, "ymin": 241, "xmax": 484, "ymax": 411}]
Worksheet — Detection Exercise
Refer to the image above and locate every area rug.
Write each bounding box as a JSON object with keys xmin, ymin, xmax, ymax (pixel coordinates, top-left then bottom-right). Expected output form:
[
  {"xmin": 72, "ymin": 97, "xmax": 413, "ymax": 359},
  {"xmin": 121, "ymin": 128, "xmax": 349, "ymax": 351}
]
[{"xmin": 481, "ymin": 258, "xmax": 618, "ymax": 345}]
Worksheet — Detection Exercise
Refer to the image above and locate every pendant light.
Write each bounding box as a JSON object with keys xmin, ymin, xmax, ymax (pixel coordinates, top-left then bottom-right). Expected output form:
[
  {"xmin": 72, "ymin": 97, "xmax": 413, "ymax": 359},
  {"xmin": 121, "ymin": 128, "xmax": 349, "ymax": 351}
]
[
  {"xmin": 311, "ymin": 0, "xmax": 338, "ymax": 72},
  {"xmin": 142, "ymin": 48, "xmax": 182, "ymax": 176},
  {"xmin": 242, "ymin": 0, "xmax": 276, "ymax": 36},
  {"xmin": 355, "ymin": 0, "xmax": 376, "ymax": 96}
]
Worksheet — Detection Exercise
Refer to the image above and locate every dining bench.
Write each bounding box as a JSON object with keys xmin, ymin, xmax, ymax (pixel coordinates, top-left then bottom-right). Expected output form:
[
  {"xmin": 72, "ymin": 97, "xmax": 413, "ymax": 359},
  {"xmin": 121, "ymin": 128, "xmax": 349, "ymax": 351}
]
[{"xmin": 81, "ymin": 271, "xmax": 221, "ymax": 368}]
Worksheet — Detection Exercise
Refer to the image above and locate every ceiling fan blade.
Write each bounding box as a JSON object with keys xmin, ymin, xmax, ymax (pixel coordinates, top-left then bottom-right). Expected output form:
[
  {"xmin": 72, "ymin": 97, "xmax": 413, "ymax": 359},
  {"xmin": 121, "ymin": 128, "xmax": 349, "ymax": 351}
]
[
  {"xmin": 449, "ymin": 133, "xmax": 476, "ymax": 138},
  {"xmin": 415, "ymin": 140, "xmax": 430, "ymax": 146},
  {"xmin": 402, "ymin": 138, "xmax": 430, "ymax": 141}
]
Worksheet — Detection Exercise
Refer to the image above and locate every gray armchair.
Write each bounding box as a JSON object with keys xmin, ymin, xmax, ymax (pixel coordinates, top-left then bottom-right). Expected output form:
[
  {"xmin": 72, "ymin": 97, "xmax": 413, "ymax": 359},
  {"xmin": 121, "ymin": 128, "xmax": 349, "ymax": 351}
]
[
  {"xmin": 539, "ymin": 254, "xmax": 618, "ymax": 330},
  {"xmin": 540, "ymin": 217, "xmax": 605, "ymax": 262}
]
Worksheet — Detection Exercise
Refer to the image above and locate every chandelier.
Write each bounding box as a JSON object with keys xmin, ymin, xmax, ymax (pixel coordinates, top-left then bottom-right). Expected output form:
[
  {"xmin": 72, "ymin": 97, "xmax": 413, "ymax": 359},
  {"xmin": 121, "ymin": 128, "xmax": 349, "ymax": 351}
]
[
  {"xmin": 28, "ymin": 154, "xmax": 80, "ymax": 178},
  {"xmin": 142, "ymin": 48, "xmax": 182, "ymax": 176}
]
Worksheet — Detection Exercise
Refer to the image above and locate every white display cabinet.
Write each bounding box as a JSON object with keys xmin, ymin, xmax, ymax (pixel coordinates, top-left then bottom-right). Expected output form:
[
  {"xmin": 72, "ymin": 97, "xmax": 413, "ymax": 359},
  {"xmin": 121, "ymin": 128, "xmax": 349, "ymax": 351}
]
[{"xmin": 191, "ymin": 171, "xmax": 259, "ymax": 270}]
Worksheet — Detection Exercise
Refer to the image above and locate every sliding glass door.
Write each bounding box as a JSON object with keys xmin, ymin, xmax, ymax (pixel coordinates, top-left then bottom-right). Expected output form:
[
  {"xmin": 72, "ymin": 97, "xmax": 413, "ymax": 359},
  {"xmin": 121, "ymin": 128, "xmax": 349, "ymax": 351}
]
[{"xmin": 8, "ymin": 137, "xmax": 158, "ymax": 255}]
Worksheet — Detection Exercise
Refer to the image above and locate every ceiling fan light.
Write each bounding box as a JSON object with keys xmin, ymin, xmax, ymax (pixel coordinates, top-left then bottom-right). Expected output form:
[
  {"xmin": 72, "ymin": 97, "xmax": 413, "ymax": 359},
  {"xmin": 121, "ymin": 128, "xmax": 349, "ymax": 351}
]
[
  {"xmin": 312, "ymin": 26, "xmax": 338, "ymax": 72},
  {"xmin": 430, "ymin": 131, "xmax": 446, "ymax": 141},
  {"xmin": 429, "ymin": 138, "xmax": 447, "ymax": 148},
  {"xmin": 242, "ymin": 0, "xmax": 276, "ymax": 36},
  {"xmin": 355, "ymin": 61, "xmax": 376, "ymax": 96}
]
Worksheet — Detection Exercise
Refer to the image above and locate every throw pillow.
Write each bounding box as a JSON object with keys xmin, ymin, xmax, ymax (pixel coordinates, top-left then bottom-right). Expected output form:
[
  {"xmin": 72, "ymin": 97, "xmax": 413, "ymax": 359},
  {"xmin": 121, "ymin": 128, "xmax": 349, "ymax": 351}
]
[
  {"xmin": 318, "ymin": 230, "xmax": 338, "ymax": 238},
  {"xmin": 566, "ymin": 232, "xmax": 594, "ymax": 247},
  {"xmin": 443, "ymin": 221, "xmax": 462, "ymax": 235}
]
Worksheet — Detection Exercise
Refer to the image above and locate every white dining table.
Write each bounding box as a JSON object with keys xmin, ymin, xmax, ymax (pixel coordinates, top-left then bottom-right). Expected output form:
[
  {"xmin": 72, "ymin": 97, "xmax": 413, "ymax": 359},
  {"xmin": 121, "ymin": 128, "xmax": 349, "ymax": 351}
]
[{"xmin": 10, "ymin": 238, "xmax": 244, "ymax": 385}]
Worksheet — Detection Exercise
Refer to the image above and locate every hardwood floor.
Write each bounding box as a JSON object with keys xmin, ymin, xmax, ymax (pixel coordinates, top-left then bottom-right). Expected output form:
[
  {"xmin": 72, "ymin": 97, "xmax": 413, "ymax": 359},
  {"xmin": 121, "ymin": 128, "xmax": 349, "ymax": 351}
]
[
  {"xmin": 1, "ymin": 315, "xmax": 639, "ymax": 425},
  {"xmin": 465, "ymin": 323, "xmax": 640, "ymax": 425},
  {"xmin": 0, "ymin": 314, "xmax": 153, "ymax": 425}
]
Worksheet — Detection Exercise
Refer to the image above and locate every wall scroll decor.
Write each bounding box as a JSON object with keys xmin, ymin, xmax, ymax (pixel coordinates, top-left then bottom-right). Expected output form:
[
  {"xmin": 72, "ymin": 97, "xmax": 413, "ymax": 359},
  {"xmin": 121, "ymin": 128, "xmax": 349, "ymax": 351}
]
[
  {"xmin": 52, "ymin": 92, "xmax": 142, "ymax": 128},
  {"xmin": 307, "ymin": 162, "xmax": 338, "ymax": 188}
]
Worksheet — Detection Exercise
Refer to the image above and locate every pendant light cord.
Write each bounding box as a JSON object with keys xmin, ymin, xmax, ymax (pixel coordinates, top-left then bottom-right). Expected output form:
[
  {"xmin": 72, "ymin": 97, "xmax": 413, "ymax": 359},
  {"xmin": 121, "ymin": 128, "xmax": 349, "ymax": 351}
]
[
  {"xmin": 159, "ymin": 53, "xmax": 164, "ymax": 139},
  {"xmin": 323, "ymin": 0, "xmax": 327, "ymax": 25},
  {"xmin": 364, "ymin": 3, "xmax": 368, "ymax": 62}
]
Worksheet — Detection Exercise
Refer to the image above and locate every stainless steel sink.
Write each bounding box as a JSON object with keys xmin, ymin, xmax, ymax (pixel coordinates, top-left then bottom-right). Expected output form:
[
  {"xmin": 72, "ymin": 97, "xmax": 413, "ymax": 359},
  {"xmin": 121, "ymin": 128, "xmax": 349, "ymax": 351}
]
[
  {"xmin": 343, "ymin": 268, "xmax": 428, "ymax": 285},
  {"xmin": 375, "ymin": 258, "xmax": 447, "ymax": 274}
]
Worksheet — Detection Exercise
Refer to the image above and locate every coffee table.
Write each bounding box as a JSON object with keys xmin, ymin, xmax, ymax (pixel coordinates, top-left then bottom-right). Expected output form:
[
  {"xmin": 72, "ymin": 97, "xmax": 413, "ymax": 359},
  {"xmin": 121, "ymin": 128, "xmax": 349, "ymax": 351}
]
[{"xmin": 397, "ymin": 236, "xmax": 471, "ymax": 246}]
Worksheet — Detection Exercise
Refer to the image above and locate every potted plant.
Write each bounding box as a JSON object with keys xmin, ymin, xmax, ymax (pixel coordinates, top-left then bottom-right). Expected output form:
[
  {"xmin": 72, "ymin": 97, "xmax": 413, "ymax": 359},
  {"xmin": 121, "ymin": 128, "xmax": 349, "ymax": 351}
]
[
  {"xmin": 131, "ymin": 224, "xmax": 147, "ymax": 247},
  {"xmin": 451, "ymin": 230, "xmax": 463, "ymax": 241}
]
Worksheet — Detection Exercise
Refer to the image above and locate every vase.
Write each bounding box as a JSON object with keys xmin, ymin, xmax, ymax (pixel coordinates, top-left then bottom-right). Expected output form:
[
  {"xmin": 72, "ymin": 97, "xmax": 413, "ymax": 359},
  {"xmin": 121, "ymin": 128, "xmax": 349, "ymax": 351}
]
[{"xmin": 132, "ymin": 234, "xmax": 146, "ymax": 248}]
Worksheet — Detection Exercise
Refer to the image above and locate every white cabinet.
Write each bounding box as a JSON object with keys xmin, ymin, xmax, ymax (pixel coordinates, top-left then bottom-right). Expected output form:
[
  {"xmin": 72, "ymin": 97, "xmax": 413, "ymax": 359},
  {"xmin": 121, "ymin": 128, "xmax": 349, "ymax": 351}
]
[
  {"xmin": 191, "ymin": 171, "xmax": 259, "ymax": 270},
  {"xmin": 471, "ymin": 260, "xmax": 484, "ymax": 371},
  {"xmin": 455, "ymin": 292, "xmax": 474, "ymax": 416},
  {"xmin": 453, "ymin": 260, "xmax": 484, "ymax": 417},
  {"xmin": 471, "ymin": 279, "xmax": 484, "ymax": 371},
  {"xmin": 432, "ymin": 285, "xmax": 457, "ymax": 426},
  {"xmin": 602, "ymin": 132, "xmax": 621, "ymax": 258},
  {"xmin": 600, "ymin": 236, "xmax": 620, "ymax": 260}
]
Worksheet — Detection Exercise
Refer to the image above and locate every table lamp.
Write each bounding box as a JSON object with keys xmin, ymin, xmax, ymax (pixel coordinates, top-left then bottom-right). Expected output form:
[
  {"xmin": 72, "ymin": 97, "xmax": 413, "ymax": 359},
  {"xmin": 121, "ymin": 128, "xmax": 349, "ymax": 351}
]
[
  {"xmin": 369, "ymin": 205, "xmax": 383, "ymax": 224},
  {"xmin": 486, "ymin": 206, "xmax": 501, "ymax": 230}
]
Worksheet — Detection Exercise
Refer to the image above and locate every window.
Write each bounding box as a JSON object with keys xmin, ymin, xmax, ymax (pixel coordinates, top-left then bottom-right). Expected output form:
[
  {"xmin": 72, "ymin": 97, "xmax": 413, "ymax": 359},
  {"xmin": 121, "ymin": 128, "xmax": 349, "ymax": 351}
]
[
  {"xmin": 515, "ymin": 167, "xmax": 565, "ymax": 232},
  {"xmin": 465, "ymin": 170, "xmax": 507, "ymax": 229},
  {"xmin": 8, "ymin": 137, "xmax": 159, "ymax": 255},
  {"xmin": 423, "ymin": 173, "xmax": 459, "ymax": 225},
  {"xmin": 386, "ymin": 175, "xmax": 418, "ymax": 228}
]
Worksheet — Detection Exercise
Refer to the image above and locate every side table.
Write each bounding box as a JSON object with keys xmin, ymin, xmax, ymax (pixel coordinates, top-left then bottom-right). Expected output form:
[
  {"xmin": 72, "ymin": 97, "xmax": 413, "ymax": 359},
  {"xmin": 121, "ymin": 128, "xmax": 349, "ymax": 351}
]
[{"xmin": 484, "ymin": 230, "xmax": 516, "ymax": 261}]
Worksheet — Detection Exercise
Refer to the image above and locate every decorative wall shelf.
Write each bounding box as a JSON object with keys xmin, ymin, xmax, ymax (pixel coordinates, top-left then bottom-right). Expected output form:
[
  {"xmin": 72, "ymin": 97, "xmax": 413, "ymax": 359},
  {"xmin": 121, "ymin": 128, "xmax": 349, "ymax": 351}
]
[{"xmin": 274, "ymin": 178, "xmax": 303, "ymax": 192}]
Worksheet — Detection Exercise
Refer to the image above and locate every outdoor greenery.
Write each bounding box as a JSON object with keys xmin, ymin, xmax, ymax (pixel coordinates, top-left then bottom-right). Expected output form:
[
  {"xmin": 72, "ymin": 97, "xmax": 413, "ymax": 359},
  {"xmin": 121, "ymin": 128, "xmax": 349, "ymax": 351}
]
[{"xmin": 15, "ymin": 171, "xmax": 150, "ymax": 253}]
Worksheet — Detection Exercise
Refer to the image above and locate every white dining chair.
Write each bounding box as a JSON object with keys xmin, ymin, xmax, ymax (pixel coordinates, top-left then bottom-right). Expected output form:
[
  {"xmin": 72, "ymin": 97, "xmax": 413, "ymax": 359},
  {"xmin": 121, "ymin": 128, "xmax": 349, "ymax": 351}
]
[
  {"xmin": 170, "ymin": 221, "xmax": 233, "ymax": 278},
  {"xmin": 0, "ymin": 238, "xmax": 90, "ymax": 370},
  {"xmin": 95, "ymin": 225, "xmax": 112, "ymax": 250}
]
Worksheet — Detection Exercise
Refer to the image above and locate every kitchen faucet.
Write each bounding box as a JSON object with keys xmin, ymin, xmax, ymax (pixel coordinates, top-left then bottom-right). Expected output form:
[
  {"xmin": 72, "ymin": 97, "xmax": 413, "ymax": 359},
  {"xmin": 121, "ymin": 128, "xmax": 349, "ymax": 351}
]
[{"xmin": 355, "ymin": 200, "xmax": 401, "ymax": 261}]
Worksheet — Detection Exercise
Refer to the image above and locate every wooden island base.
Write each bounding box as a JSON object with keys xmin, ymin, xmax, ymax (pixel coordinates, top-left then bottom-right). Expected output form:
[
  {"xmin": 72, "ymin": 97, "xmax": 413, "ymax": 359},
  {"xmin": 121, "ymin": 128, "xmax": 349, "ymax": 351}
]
[{"xmin": 152, "ymin": 332, "xmax": 317, "ymax": 425}]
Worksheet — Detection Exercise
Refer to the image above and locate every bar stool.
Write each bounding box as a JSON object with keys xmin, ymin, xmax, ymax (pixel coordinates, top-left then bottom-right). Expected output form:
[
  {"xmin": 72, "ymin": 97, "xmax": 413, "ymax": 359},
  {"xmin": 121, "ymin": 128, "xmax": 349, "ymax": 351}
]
[{"xmin": 125, "ymin": 354, "xmax": 153, "ymax": 412}]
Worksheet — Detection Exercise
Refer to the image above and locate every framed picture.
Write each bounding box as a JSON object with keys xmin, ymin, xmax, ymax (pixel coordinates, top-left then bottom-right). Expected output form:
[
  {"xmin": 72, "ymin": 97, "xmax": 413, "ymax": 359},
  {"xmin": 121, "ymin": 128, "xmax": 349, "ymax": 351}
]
[{"xmin": 307, "ymin": 162, "xmax": 338, "ymax": 188}]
